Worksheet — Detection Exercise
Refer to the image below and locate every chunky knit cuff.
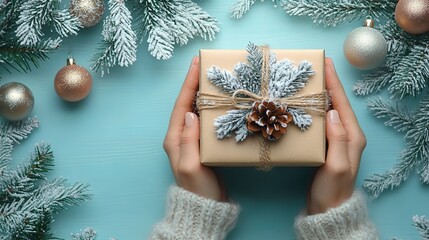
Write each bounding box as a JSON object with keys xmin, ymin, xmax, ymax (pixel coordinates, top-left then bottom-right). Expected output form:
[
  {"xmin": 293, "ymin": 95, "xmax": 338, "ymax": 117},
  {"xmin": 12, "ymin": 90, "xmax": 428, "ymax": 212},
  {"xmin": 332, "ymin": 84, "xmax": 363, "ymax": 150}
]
[
  {"xmin": 151, "ymin": 186, "xmax": 239, "ymax": 240},
  {"xmin": 294, "ymin": 191, "xmax": 378, "ymax": 240}
]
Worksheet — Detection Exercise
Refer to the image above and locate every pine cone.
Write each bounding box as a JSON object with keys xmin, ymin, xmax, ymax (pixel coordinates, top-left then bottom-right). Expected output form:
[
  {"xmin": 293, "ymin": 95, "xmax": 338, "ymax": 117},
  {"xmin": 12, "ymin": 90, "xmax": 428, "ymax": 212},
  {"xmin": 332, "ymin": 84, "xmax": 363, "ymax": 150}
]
[{"xmin": 246, "ymin": 100, "xmax": 293, "ymax": 140}]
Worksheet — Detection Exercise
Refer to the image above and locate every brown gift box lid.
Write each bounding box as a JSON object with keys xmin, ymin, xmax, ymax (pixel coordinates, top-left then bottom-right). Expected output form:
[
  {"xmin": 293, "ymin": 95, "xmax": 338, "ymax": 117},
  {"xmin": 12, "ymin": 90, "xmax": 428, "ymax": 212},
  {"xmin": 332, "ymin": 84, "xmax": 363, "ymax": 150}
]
[{"xmin": 199, "ymin": 49, "xmax": 326, "ymax": 167}]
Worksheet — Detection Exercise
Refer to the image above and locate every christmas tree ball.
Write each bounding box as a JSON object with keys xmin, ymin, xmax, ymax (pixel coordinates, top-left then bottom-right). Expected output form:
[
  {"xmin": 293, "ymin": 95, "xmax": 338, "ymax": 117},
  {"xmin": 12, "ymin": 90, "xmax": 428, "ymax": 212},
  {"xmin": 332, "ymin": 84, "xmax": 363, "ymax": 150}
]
[
  {"xmin": 54, "ymin": 58, "xmax": 92, "ymax": 102},
  {"xmin": 0, "ymin": 82, "xmax": 34, "ymax": 121},
  {"xmin": 70, "ymin": 0, "xmax": 104, "ymax": 27},
  {"xmin": 343, "ymin": 20, "xmax": 387, "ymax": 70},
  {"xmin": 395, "ymin": 0, "xmax": 429, "ymax": 34}
]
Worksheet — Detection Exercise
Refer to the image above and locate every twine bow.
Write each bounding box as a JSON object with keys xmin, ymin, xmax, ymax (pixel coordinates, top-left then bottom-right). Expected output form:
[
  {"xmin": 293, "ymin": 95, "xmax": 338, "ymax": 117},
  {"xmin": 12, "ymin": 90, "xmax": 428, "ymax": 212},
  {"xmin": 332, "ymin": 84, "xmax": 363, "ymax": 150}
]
[{"xmin": 198, "ymin": 46, "xmax": 328, "ymax": 170}]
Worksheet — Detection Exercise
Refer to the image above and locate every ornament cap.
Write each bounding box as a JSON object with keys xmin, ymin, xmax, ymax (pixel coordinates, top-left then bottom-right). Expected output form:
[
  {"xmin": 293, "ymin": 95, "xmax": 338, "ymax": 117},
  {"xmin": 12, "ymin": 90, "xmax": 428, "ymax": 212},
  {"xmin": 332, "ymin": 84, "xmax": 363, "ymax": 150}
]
[
  {"xmin": 67, "ymin": 57, "xmax": 76, "ymax": 66},
  {"xmin": 363, "ymin": 18, "xmax": 375, "ymax": 28}
]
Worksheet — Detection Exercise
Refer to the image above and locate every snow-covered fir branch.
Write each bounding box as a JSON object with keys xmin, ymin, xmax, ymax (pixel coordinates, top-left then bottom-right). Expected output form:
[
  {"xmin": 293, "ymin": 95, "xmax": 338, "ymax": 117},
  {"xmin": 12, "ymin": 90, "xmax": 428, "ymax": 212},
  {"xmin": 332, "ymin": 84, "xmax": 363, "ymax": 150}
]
[
  {"xmin": 0, "ymin": 118, "xmax": 91, "ymax": 239},
  {"xmin": 394, "ymin": 216, "xmax": 429, "ymax": 240},
  {"xmin": 413, "ymin": 215, "xmax": 429, "ymax": 240},
  {"xmin": 91, "ymin": 0, "xmax": 137, "ymax": 76},
  {"xmin": 282, "ymin": 0, "xmax": 395, "ymax": 27},
  {"xmin": 231, "ymin": 0, "xmax": 280, "ymax": 19},
  {"xmin": 0, "ymin": 38, "xmax": 61, "ymax": 73},
  {"xmin": 231, "ymin": 0, "xmax": 256, "ymax": 19},
  {"xmin": 15, "ymin": 0, "xmax": 80, "ymax": 46},
  {"xmin": 354, "ymin": 19, "xmax": 429, "ymax": 97},
  {"xmin": 363, "ymin": 96, "xmax": 429, "ymax": 198},
  {"xmin": 140, "ymin": 0, "xmax": 219, "ymax": 60},
  {"xmin": 207, "ymin": 43, "xmax": 315, "ymax": 141},
  {"xmin": 72, "ymin": 228, "xmax": 97, "ymax": 240}
]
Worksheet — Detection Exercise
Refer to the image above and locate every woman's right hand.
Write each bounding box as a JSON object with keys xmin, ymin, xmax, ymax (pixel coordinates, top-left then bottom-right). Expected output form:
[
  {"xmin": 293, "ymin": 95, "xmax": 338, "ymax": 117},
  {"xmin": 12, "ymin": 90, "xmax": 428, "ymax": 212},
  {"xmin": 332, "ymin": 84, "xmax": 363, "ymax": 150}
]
[{"xmin": 307, "ymin": 58, "xmax": 367, "ymax": 215}]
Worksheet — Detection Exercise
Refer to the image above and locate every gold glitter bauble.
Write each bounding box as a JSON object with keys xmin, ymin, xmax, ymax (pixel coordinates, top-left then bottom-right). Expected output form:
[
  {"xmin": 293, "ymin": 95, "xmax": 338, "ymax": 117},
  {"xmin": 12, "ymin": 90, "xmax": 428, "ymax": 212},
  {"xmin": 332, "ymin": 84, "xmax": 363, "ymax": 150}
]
[
  {"xmin": 54, "ymin": 58, "xmax": 92, "ymax": 102},
  {"xmin": 0, "ymin": 82, "xmax": 34, "ymax": 121},
  {"xmin": 70, "ymin": 0, "xmax": 104, "ymax": 28},
  {"xmin": 343, "ymin": 19, "xmax": 388, "ymax": 70},
  {"xmin": 395, "ymin": 0, "xmax": 429, "ymax": 34}
]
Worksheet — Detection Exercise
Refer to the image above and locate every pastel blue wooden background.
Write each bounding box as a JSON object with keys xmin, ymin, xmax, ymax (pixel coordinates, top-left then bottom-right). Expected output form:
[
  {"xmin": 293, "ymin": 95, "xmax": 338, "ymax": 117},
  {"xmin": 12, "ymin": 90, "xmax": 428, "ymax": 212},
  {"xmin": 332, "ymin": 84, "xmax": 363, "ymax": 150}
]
[{"xmin": 5, "ymin": 1, "xmax": 429, "ymax": 239}]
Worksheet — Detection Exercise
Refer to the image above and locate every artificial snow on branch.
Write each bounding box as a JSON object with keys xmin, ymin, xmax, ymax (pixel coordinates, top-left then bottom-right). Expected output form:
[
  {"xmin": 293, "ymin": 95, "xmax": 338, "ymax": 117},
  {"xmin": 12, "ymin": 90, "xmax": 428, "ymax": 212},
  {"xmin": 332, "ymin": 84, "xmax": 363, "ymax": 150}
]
[
  {"xmin": 282, "ymin": 0, "xmax": 395, "ymax": 27},
  {"xmin": 91, "ymin": 0, "xmax": 219, "ymax": 75},
  {"xmin": 0, "ymin": 0, "xmax": 75, "ymax": 74},
  {"xmin": 394, "ymin": 216, "xmax": 429, "ymax": 240},
  {"xmin": 363, "ymin": 96, "xmax": 429, "ymax": 198},
  {"xmin": 15, "ymin": 0, "xmax": 81, "ymax": 46},
  {"xmin": 355, "ymin": 20, "xmax": 429, "ymax": 98},
  {"xmin": 91, "ymin": 0, "xmax": 137, "ymax": 76},
  {"xmin": 1, "ymin": 0, "xmax": 219, "ymax": 77},
  {"xmin": 0, "ymin": 118, "xmax": 91, "ymax": 239}
]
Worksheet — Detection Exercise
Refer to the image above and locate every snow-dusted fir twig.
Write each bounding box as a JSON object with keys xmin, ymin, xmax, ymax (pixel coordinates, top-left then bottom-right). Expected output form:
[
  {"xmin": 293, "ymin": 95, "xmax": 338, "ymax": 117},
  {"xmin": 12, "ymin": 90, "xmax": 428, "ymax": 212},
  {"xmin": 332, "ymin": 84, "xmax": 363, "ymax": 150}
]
[
  {"xmin": 231, "ymin": 0, "xmax": 281, "ymax": 19},
  {"xmin": 92, "ymin": 0, "xmax": 219, "ymax": 75},
  {"xmin": 15, "ymin": 0, "xmax": 81, "ymax": 46},
  {"xmin": 72, "ymin": 227, "xmax": 97, "ymax": 240},
  {"xmin": 138, "ymin": 0, "xmax": 219, "ymax": 60},
  {"xmin": 412, "ymin": 215, "xmax": 429, "ymax": 240},
  {"xmin": 363, "ymin": 96, "xmax": 429, "ymax": 198},
  {"xmin": 231, "ymin": 0, "xmax": 395, "ymax": 23},
  {"xmin": 0, "ymin": 38, "xmax": 61, "ymax": 73},
  {"xmin": 354, "ymin": 20, "xmax": 429, "ymax": 98},
  {"xmin": 0, "ymin": 1, "xmax": 63, "ymax": 74},
  {"xmin": 91, "ymin": 0, "xmax": 137, "ymax": 76},
  {"xmin": 72, "ymin": 227, "xmax": 118, "ymax": 240},
  {"xmin": 394, "ymin": 216, "xmax": 429, "ymax": 240},
  {"xmin": 282, "ymin": 0, "xmax": 395, "ymax": 27},
  {"xmin": 206, "ymin": 43, "xmax": 315, "ymax": 141},
  {"xmin": 0, "ymin": 118, "xmax": 91, "ymax": 239}
]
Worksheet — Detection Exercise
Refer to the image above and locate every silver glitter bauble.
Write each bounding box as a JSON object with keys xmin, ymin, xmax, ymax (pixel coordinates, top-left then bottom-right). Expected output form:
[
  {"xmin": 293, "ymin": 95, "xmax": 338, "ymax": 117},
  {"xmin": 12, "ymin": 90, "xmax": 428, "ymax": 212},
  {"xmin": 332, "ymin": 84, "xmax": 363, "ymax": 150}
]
[
  {"xmin": 54, "ymin": 58, "xmax": 92, "ymax": 102},
  {"xmin": 70, "ymin": 0, "xmax": 104, "ymax": 28},
  {"xmin": 343, "ymin": 19, "xmax": 388, "ymax": 70},
  {"xmin": 0, "ymin": 82, "xmax": 34, "ymax": 121}
]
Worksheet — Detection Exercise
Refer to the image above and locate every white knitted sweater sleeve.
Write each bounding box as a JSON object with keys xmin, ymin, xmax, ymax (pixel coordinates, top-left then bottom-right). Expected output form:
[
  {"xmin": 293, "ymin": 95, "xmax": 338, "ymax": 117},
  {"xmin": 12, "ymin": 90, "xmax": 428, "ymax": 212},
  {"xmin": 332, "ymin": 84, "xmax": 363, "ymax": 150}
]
[
  {"xmin": 150, "ymin": 185, "xmax": 240, "ymax": 240},
  {"xmin": 294, "ymin": 191, "xmax": 378, "ymax": 240}
]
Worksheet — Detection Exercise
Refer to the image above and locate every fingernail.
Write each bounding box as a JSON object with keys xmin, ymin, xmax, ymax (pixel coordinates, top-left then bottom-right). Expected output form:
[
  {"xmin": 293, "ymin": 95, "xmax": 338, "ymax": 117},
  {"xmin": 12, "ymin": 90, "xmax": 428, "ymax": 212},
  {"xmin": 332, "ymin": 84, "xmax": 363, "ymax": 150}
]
[
  {"xmin": 185, "ymin": 112, "xmax": 195, "ymax": 127},
  {"xmin": 328, "ymin": 110, "xmax": 340, "ymax": 124}
]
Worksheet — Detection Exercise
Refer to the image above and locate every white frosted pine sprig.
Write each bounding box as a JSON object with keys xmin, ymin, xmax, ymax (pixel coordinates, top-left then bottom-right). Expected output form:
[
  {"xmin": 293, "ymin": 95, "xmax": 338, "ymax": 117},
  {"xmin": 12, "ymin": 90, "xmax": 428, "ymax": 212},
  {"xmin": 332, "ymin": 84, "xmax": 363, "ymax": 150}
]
[
  {"xmin": 142, "ymin": 0, "xmax": 219, "ymax": 60},
  {"xmin": 413, "ymin": 215, "xmax": 429, "ymax": 240},
  {"xmin": 207, "ymin": 43, "xmax": 315, "ymax": 141},
  {"xmin": 0, "ymin": 118, "xmax": 91, "ymax": 239},
  {"xmin": 231, "ymin": 0, "xmax": 280, "ymax": 19},
  {"xmin": 92, "ymin": 0, "xmax": 219, "ymax": 75},
  {"xmin": 282, "ymin": 0, "xmax": 395, "ymax": 27},
  {"xmin": 91, "ymin": 0, "xmax": 137, "ymax": 76},
  {"xmin": 15, "ymin": 0, "xmax": 81, "ymax": 46},
  {"xmin": 72, "ymin": 227, "xmax": 97, "ymax": 240},
  {"xmin": 363, "ymin": 96, "xmax": 429, "ymax": 199},
  {"xmin": 354, "ymin": 20, "xmax": 429, "ymax": 98},
  {"xmin": 394, "ymin": 216, "xmax": 429, "ymax": 240}
]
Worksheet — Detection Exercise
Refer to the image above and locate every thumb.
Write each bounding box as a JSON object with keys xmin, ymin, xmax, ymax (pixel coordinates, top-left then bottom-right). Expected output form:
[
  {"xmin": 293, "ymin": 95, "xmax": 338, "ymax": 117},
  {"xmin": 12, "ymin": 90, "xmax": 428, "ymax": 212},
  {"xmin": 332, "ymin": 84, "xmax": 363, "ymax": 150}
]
[
  {"xmin": 179, "ymin": 112, "xmax": 200, "ymax": 163},
  {"xmin": 325, "ymin": 110, "xmax": 349, "ymax": 171}
]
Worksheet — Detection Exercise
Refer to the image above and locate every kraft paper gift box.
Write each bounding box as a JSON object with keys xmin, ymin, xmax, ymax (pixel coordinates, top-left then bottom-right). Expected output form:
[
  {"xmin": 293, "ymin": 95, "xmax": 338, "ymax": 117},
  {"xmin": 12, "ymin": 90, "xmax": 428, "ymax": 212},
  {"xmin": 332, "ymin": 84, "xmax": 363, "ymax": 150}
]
[{"xmin": 198, "ymin": 46, "xmax": 326, "ymax": 167}]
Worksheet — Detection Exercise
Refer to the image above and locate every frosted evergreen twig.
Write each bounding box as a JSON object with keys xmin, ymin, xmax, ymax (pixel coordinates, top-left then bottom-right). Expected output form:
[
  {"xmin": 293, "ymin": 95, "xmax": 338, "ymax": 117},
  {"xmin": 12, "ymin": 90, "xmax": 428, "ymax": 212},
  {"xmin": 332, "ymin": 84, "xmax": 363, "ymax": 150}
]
[
  {"xmin": 231, "ymin": 0, "xmax": 256, "ymax": 19},
  {"xmin": 0, "ymin": 118, "xmax": 91, "ymax": 239},
  {"xmin": 207, "ymin": 43, "xmax": 316, "ymax": 141},
  {"xmin": 15, "ymin": 0, "xmax": 80, "ymax": 46},
  {"xmin": 282, "ymin": 0, "xmax": 395, "ymax": 27},
  {"xmin": 363, "ymin": 96, "xmax": 429, "ymax": 198}
]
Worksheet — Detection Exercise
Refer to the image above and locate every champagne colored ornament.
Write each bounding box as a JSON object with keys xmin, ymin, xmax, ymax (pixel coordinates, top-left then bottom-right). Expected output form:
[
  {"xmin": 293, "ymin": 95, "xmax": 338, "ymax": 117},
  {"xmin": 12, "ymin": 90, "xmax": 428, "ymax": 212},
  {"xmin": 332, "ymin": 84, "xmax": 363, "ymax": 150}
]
[
  {"xmin": 54, "ymin": 58, "xmax": 92, "ymax": 102},
  {"xmin": 395, "ymin": 0, "xmax": 429, "ymax": 34},
  {"xmin": 0, "ymin": 82, "xmax": 34, "ymax": 121},
  {"xmin": 343, "ymin": 19, "xmax": 388, "ymax": 70},
  {"xmin": 70, "ymin": 0, "xmax": 104, "ymax": 28}
]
